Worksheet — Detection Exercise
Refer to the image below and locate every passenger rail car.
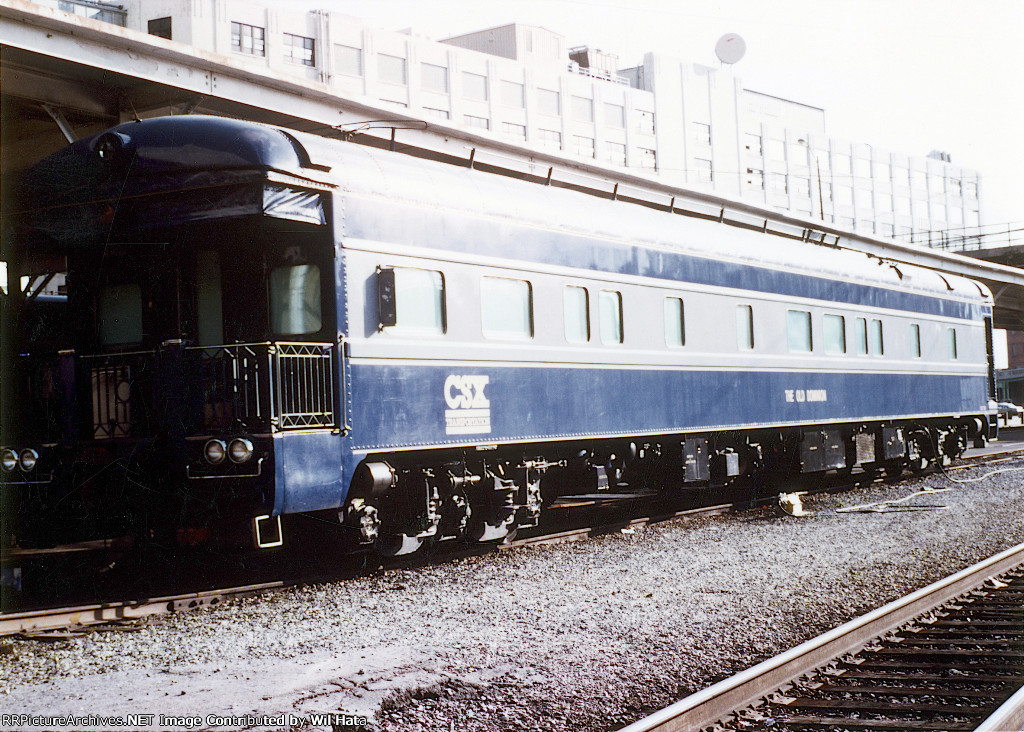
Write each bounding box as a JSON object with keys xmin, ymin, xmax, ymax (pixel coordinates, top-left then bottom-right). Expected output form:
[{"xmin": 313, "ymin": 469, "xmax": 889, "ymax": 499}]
[{"xmin": 1, "ymin": 116, "xmax": 996, "ymax": 555}]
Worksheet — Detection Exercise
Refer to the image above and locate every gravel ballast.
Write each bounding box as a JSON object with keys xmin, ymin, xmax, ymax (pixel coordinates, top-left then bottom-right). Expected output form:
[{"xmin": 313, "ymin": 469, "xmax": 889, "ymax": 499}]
[{"xmin": 2, "ymin": 460, "xmax": 1024, "ymax": 731}]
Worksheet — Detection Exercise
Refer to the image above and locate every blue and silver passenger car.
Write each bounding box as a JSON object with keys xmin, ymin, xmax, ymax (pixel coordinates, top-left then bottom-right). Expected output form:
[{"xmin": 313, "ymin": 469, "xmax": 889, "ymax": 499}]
[{"xmin": 0, "ymin": 116, "xmax": 995, "ymax": 554}]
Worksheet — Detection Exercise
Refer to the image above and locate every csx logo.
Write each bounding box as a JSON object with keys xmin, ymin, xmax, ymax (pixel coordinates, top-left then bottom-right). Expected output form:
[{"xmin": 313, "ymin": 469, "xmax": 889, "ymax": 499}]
[{"xmin": 444, "ymin": 375, "xmax": 490, "ymax": 409}]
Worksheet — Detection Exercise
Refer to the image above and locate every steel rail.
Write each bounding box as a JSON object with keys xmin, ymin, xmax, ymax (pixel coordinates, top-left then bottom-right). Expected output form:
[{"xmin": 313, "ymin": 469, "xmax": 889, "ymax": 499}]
[
  {"xmin": 3, "ymin": 447, "xmax": 1020, "ymax": 638},
  {"xmin": 504, "ymin": 502, "xmax": 738, "ymax": 551},
  {"xmin": 974, "ymin": 682, "xmax": 1024, "ymax": 732},
  {"xmin": 0, "ymin": 502, "xmax": 741, "ymax": 637},
  {"xmin": 0, "ymin": 582, "xmax": 283, "ymax": 637},
  {"xmin": 617, "ymin": 541, "xmax": 1024, "ymax": 732}
]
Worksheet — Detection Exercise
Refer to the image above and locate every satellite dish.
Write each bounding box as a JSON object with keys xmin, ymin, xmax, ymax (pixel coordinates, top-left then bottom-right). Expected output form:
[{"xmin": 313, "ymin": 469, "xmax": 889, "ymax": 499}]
[{"xmin": 715, "ymin": 33, "xmax": 746, "ymax": 65}]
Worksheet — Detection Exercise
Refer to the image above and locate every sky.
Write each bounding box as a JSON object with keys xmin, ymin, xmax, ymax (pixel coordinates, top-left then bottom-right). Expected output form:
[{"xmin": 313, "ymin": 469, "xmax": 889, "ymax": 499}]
[{"xmin": 267, "ymin": 0, "xmax": 1024, "ymax": 238}]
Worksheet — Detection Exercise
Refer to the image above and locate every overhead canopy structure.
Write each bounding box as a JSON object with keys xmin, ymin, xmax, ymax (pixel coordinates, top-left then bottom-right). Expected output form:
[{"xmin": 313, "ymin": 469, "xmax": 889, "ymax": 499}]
[{"xmin": 3, "ymin": 0, "xmax": 1024, "ymax": 328}]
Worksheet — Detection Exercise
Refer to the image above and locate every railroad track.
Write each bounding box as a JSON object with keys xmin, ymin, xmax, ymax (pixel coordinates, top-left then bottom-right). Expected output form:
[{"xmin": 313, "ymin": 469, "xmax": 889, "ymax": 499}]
[
  {"xmin": 0, "ymin": 499, "xmax": 745, "ymax": 638},
  {"xmin": 618, "ymin": 542, "xmax": 1024, "ymax": 732},
  {"xmin": 3, "ymin": 449, "xmax": 1021, "ymax": 639}
]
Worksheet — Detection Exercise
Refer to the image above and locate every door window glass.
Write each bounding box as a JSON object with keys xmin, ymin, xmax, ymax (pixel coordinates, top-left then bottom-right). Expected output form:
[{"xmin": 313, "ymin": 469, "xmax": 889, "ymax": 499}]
[
  {"xmin": 270, "ymin": 264, "xmax": 321, "ymax": 335},
  {"xmin": 98, "ymin": 283, "xmax": 143, "ymax": 346}
]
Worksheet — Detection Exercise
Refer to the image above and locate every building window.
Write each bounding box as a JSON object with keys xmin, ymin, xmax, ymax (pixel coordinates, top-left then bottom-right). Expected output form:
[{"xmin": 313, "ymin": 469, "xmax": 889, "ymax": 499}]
[
  {"xmin": 910, "ymin": 323, "xmax": 921, "ymax": 358},
  {"xmin": 463, "ymin": 71, "xmax": 488, "ymax": 101},
  {"xmin": 744, "ymin": 133, "xmax": 763, "ymax": 156},
  {"xmin": 378, "ymin": 54, "xmax": 407, "ymax": 85},
  {"xmin": 788, "ymin": 142, "xmax": 809, "ymax": 167},
  {"xmin": 538, "ymin": 129, "xmax": 561, "ymax": 150},
  {"xmin": 911, "ymin": 169, "xmax": 927, "ymax": 192},
  {"xmin": 334, "ymin": 44, "xmax": 362, "ymax": 76},
  {"xmin": 664, "ymin": 297, "xmax": 685, "ymax": 347},
  {"xmin": 482, "ymin": 277, "xmax": 533, "ymax": 339},
  {"xmin": 501, "ymin": 80, "xmax": 526, "ymax": 108},
  {"xmin": 464, "ymin": 115, "xmax": 489, "ymax": 130},
  {"xmin": 574, "ymin": 136, "xmax": 595, "ymax": 159},
  {"xmin": 421, "ymin": 62, "xmax": 448, "ymax": 92},
  {"xmin": 736, "ymin": 304, "xmax": 754, "ymax": 350},
  {"xmin": 571, "ymin": 95, "xmax": 594, "ymax": 123},
  {"xmin": 637, "ymin": 148, "xmax": 657, "ymax": 170},
  {"xmin": 790, "ymin": 176, "xmax": 811, "ymax": 198},
  {"xmin": 283, "ymin": 33, "xmax": 315, "ymax": 67},
  {"xmin": 693, "ymin": 122, "xmax": 711, "ymax": 147},
  {"xmin": 563, "ymin": 286, "xmax": 590, "ymax": 343},
  {"xmin": 947, "ymin": 328, "xmax": 958, "ymax": 359},
  {"xmin": 823, "ymin": 314, "xmax": 846, "ymax": 354},
  {"xmin": 635, "ymin": 110, "xmax": 655, "ymax": 134},
  {"xmin": 378, "ymin": 267, "xmax": 445, "ymax": 334},
  {"xmin": 787, "ymin": 310, "xmax": 812, "ymax": 353},
  {"xmin": 606, "ymin": 142, "xmax": 626, "ymax": 166},
  {"xmin": 746, "ymin": 168, "xmax": 764, "ymax": 189},
  {"xmin": 501, "ymin": 122, "xmax": 526, "ymax": 141},
  {"xmin": 766, "ymin": 139, "xmax": 785, "ymax": 161},
  {"xmin": 600, "ymin": 290, "xmax": 623, "ymax": 344},
  {"xmin": 833, "ymin": 153, "xmax": 852, "ymax": 177},
  {"xmin": 768, "ymin": 173, "xmax": 787, "ymax": 195},
  {"xmin": 270, "ymin": 264, "xmax": 322, "ymax": 336},
  {"xmin": 604, "ymin": 103, "xmax": 625, "ymax": 129},
  {"xmin": 537, "ymin": 88, "xmax": 560, "ymax": 116},
  {"xmin": 423, "ymin": 107, "xmax": 450, "ymax": 120},
  {"xmin": 232, "ymin": 22, "xmax": 265, "ymax": 57},
  {"xmin": 148, "ymin": 17, "xmax": 171, "ymax": 40},
  {"xmin": 695, "ymin": 159, "xmax": 713, "ymax": 183},
  {"xmin": 853, "ymin": 157, "xmax": 871, "ymax": 182}
]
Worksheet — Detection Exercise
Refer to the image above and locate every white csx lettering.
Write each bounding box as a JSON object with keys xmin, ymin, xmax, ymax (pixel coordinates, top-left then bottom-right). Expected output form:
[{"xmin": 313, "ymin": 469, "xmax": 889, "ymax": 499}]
[{"xmin": 444, "ymin": 375, "xmax": 490, "ymax": 409}]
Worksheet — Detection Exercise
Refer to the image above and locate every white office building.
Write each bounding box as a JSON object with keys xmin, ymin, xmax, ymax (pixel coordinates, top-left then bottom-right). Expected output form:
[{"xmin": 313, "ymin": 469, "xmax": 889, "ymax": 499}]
[{"xmin": 50, "ymin": 0, "xmax": 985, "ymax": 245}]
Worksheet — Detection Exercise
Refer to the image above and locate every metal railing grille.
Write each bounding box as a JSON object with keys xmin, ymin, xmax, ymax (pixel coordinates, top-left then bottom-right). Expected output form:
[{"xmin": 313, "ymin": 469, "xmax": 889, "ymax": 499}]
[
  {"xmin": 80, "ymin": 350, "xmax": 157, "ymax": 439},
  {"xmin": 13, "ymin": 341, "xmax": 337, "ymax": 441},
  {"xmin": 273, "ymin": 342, "xmax": 336, "ymax": 429},
  {"xmin": 188, "ymin": 344, "xmax": 269, "ymax": 432}
]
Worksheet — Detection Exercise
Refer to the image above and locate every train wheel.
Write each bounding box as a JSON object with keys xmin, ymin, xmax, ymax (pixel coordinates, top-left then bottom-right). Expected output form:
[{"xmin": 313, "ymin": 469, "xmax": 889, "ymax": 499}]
[
  {"xmin": 467, "ymin": 515, "xmax": 516, "ymax": 542},
  {"xmin": 906, "ymin": 437, "xmax": 929, "ymax": 474},
  {"xmin": 882, "ymin": 459, "xmax": 905, "ymax": 479},
  {"xmin": 375, "ymin": 533, "xmax": 424, "ymax": 556}
]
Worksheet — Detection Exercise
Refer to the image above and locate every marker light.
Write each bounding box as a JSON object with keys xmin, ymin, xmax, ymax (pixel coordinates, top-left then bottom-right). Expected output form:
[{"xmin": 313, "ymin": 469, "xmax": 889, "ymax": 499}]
[
  {"xmin": 228, "ymin": 438, "xmax": 254, "ymax": 464},
  {"xmin": 1, "ymin": 449, "xmax": 17, "ymax": 472},
  {"xmin": 18, "ymin": 449, "xmax": 39, "ymax": 472},
  {"xmin": 204, "ymin": 440, "xmax": 227, "ymax": 465}
]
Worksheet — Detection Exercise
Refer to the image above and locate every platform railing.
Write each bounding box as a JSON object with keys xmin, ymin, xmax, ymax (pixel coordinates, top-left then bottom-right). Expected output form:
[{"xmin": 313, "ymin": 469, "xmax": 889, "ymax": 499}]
[
  {"xmin": 10, "ymin": 341, "xmax": 338, "ymax": 442},
  {"xmin": 187, "ymin": 343, "xmax": 270, "ymax": 432},
  {"xmin": 270, "ymin": 342, "xmax": 336, "ymax": 430},
  {"xmin": 79, "ymin": 349, "xmax": 159, "ymax": 439},
  {"xmin": 187, "ymin": 341, "xmax": 337, "ymax": 433}
]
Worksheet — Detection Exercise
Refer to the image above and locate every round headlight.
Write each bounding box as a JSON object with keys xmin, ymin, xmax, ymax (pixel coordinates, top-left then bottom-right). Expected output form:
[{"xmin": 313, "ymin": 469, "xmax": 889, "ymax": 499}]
[
  {"xmin": 1, "ymin": 449, "xmax": 18, "ymax": 472},
  {"xmin": 19, "ymin": 448, "xmax": 39, "ymax": 472},
  {"xmin": 204, "ymin": 439, "xmax": 227, "ymax": 465},
  {"xmin": 228, "ymin": 438, "xmax": 253, "ymax": 464}
]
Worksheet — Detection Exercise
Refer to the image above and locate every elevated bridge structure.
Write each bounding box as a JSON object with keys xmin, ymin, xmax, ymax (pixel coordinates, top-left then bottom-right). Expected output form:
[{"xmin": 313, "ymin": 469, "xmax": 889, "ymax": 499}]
[{"xmin": 3, "ymin": 0, "xmax": 1024, "ymax": 328}]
